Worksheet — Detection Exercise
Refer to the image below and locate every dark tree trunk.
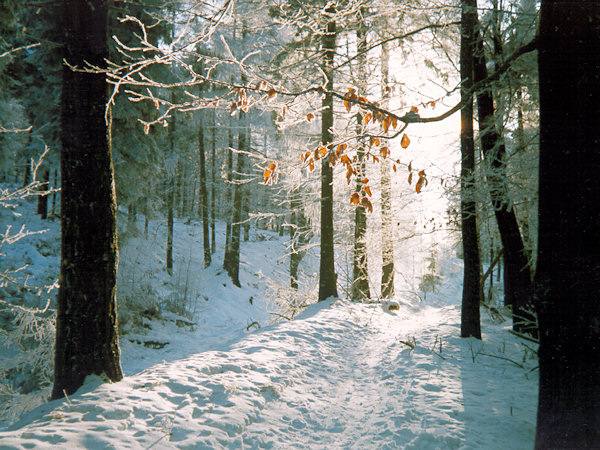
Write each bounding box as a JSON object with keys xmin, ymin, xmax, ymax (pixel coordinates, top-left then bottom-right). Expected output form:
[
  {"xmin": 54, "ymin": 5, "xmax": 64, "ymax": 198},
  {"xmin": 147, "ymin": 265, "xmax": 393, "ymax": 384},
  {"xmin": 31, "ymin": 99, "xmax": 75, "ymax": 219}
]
[
  {"xmin": 50, "ymin": 169, "xmax": 58, "ymax": 217},
  {"xmin": 52, "ymin": 0, "xmax": 122, "ymax": 399},
  {"xmin": 166, "ymin": 177, "xmax": 174, "ymax": 276},
  {"xmin": 198, "ymin": 110, "xmax": 211, "ymax": 268},
  {"xmin": 459, "ymin": 0, "xmax": 481, "ymax": 339},
  {"xmin": 36, "ymin": 168, "xmax": 50, "ymax": 219},
  {"xmin": 224, "ymin": 108, "xmax": 246, "ymax": 287},
  {"xmin": 473, "ymin": 25, "xmax": 535, "ymax": 335},
  {"xmin": 289, "ymin": 192, "xmax": 309, "ymax": 290},
  {"xmin": 173, "ymin": 162, "xmax": 180, "ymax": 218},
  {"xmin": 318, "ymin": 5, "xmax": 338, "ymax": 301},
  {"xmin": 242, "ymin": 196, "xmax": 250, "ymax": 242},
  {"xmin": 22, "ymin": 162, "xmax": 30, "ymax": 187},
  {"xmin": 210, "ymin": 109, "xmax": 216, "ymax": 253},
  {"xmin": 223, "ymin": 124, "xmax": 234, "ymax": 268},
  {"xmin": 166, "ymin": 110, "xmax": 176, "ymax": 276},
  {"xmin": 535, "ymin": 2, "xmax": 600, "ymax": 447},
  {"xmin": 380, "ymin": 39, "xmax": 395, "ymax": 299}
]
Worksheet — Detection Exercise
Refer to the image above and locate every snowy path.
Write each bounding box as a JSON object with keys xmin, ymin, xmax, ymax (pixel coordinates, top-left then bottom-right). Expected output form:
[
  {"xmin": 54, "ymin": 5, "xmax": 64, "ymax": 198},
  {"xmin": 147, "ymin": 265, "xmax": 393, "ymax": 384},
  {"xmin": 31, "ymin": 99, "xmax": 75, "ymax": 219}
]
[{"xmin": 0, "ymin": 300, "xmax": 537, "ymax": 449}]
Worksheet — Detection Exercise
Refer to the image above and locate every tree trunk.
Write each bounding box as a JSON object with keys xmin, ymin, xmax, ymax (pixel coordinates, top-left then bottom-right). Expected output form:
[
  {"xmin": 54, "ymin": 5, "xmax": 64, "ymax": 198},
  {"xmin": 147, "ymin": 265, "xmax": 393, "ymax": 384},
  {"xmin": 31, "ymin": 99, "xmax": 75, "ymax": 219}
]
[
  {"xmin": 223, "ymin": 124, "xmax": 234, "ymax": 268},
  {"xmin": 243, "ymin": 196, "xmax": 250, "ymax": 242},
  {"xmin": 166, "ymin": 177, "xmax": 174, "ymax": 276},
  {"xmin": 535, "ymin": 2, "xmax": 600, "ymax": 447},
  {"xmin": 473, "ymin": 24, "xmax": 534, "ymax": 335},
  {"xmin": 198, "ymin": 109, "xmax": 211, "ymax": 268},
  {"xmin": 22, "ymin": 162, "xmax": 30, "ymax": 187},
  {"xmin": 52, "ymin": 0, "xmax": 122, "ymax": 399},
  {"xmin": 210, "ymin": 109, "xmax": 216, "ymax": 253},
  {"xmin": 166, "ymin": 106, "xmax": 176, "ymax": 276},
  {"xmin": 318, "ymin": 5, "xmax": 338, "ymax": 301},
  {"xmin": 459, "ymin": 0, "xmax": 481, "ymax": 339},
  {"xmin": 380, "ymin": 39, "xmax": 395, "ymax": 299},
  {"xmin": 50, "ymin": 169, "xmax": 58, "ymax": 217},
  {"xmin": 225, "ymin": 106, "xmax": 246, "ymax": 287},
  {"xmin": 289, "ymin": 191, "xmax": 309, "ymax": 290},
  {"xmin": 36, "ymin": 168, "xmax": 49, "ymax": 219},
  {"xmin": 350, "ymin": 15, "xmax": 370, "ymax": 301}
]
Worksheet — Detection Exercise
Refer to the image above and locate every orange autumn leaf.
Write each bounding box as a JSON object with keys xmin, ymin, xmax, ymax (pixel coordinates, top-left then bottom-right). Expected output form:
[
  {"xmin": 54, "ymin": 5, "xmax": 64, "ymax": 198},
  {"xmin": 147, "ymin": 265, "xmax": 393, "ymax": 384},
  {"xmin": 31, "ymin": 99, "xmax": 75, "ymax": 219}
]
[
  {"xmin": 391, "ymin": 117, "xmax": 398, "ymax": 129},
  {"xmin": 319, "ymin": 146, "xmax": 328, "ymax": 158},
  {"xmin": 401, "ymin": 134, "xmax": 410, "ymax": 149},
  {"xmin": 416, "ymin": 170, "xmax": 428, "ymax": 193},
  {"xmin": 371, "ymin": 137, "xmax": 381, "ymax": 147},
  {"xmin": 306, "ymin": 113, "xmax": 315, "ymax": 122},
  {"xmin": 364, "ymin": 112, "xmax": 372, "ymax": 124},
  {"xmin": 380, "ymin": 147, "xmax": 389, "ymax": 158},
  {"xmin": 263, "ymin": 169, "xmax": 272, "ymax": 183},
  {"xmin": 350, "ymin": 192, "xmax": 360, "ymax": 205},
  {"xmin": 408, "ymin": 172, "xmax": 413, "ymax": 185},
  {"xmin": 346, "ymin": 168, "xmax": 353, "ymax": 184},
  {"xmin": 267, "ymin": 88, "xmax": 277, "ymax": 100},
  {"xmin": 341, "ymin": 154, "xmax": 351, "ymax": 165},
  {"xmin": 360, "ymin": 197, "xmax": 373, "ymax": 212},
  {"xmin": 364, "ymin": 185, "xmax": 372, "ymax": 197},
  {"xmin": 393, "ymin": 164, "xmax": 397, "ymax": 172},
  {"xmin": 309, "ymin": 160, "xmax": 315, "ymax": 171},
  {"xmin": 382, "ymin": 116, "xmax": 391, "ymax": 132},
  {"xmin": 344, "ymin": 99, "xmax": 351, "ymax": 113},
  {"xmin": 410, "ymin": 106, "xmax": 419, "ymax": 114},
  {"xmin": 362, "ymin": 177, "xmax": 369, "ymax": 184}
]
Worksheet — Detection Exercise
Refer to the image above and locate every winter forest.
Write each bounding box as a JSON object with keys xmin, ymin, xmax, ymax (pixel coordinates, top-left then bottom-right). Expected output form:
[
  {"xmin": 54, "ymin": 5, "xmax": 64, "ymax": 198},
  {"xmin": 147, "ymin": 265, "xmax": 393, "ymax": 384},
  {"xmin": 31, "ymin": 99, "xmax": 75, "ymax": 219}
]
[{"xmin": 0, "ymin": 0, "xmax": 599, "ymax": 448}]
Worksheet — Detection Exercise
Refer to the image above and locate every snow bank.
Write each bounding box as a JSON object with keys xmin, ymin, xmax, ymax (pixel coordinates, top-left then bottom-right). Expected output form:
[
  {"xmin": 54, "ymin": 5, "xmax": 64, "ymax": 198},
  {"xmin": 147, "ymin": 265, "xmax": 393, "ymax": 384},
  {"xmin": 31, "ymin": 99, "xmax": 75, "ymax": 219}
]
[{"xmin": 0, "ymin": 298, "xmax": 537, "ymax": 449}]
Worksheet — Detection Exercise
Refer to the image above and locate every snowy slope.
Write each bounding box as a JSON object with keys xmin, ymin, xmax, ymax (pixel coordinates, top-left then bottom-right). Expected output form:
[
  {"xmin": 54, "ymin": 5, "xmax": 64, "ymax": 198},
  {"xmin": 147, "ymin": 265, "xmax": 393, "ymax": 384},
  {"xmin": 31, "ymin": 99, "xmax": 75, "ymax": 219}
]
[
  {"xmin": 0, "ymin": 190, "xmax": 538, "ymax": 449},
  {"xmin": 0, "ymin": 298, "xmax": 537, "ymax": 449}
]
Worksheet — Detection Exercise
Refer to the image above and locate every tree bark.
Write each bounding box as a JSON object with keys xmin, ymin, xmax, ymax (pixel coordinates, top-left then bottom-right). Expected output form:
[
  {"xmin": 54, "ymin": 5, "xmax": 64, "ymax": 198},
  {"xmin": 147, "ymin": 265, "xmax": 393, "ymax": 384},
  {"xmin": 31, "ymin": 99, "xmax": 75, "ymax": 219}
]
[
  {"xmin": 350, "ymin": 18, "xmax": 370, "ymax": 301},
  {"xmin": 225, "ymin": 98, "xmax": 247, "ymax": 287},
  {"xmin": 223, "ymin": 123, "xmax": 234, "ymax": 269},
  {"xmin": 472, "ymin": 25, "xmax": 535, "ymax": 335},
  {"xmin": 50, "ymin": 168, "xmax": 58, "ymax": 217},
  {"xmin": 22, "ymin": 162, "xmax": 30, "ymax": 187},
  {"xmin": 535, "ymin": 2, "xmax": 600, "ymax": 447},
  {"xmin": 289, "ymin": 191, "xmax": 309, "ymax": 290},
  {"xmin": 210, "ymin": 108, "xmax": 216, "ymax": 253},
  {"xmin": 166, "ymin": 176, "xmax": 174, "ymax": 276},
  {"xmin": 318, "ymin": 5, "xmax": 338, "ymax": 301},
  {"xmin": 380, "ymin": 39, "xmax": 395, "ymax": 299},
  {"xmin": 198, "ymin": 109, "xmax": 211, "ymax": 268},
  {"xmin": 165, "ymin": 99, "xmax": 176, "ymax": 276},
  {"xmin": 52, "ymin": 0, "xmax": 122, "ymax": 399},
  {"xmin": 459, "ymin": 0, "xmax": 481, "ymax": 339},
  {"xmin": 36, "ymin": 168, "xmax": 49, "ymax": 219}
]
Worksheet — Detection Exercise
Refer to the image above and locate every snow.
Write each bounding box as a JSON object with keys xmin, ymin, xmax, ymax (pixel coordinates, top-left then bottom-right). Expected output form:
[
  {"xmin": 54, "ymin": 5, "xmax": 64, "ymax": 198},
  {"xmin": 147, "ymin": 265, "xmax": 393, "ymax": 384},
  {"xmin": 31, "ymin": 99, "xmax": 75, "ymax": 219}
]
[{"xmin": 0, "ymin": 193, "xmax": 538, "ymax": 449}]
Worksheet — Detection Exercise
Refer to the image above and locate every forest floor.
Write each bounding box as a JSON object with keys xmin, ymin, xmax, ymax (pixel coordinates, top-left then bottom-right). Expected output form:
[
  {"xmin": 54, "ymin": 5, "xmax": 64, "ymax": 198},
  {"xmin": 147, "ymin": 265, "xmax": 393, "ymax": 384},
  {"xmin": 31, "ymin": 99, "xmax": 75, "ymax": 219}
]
[{"xmin": 0, "ymin": 191, "xmax": 538, "ymax": 449}]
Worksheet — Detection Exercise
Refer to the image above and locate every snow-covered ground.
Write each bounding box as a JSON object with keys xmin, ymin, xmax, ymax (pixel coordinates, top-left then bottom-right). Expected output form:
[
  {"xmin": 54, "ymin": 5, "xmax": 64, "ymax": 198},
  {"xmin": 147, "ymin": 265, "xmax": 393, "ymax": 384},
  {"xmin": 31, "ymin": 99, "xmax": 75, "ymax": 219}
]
[{"xmin": 0, "ymin": 189, "xmax": 538, "ymax": 449}]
